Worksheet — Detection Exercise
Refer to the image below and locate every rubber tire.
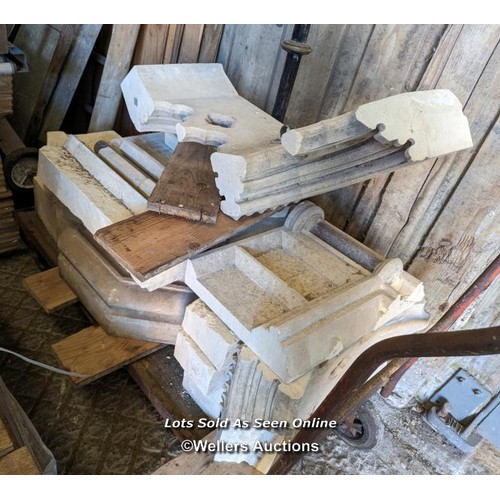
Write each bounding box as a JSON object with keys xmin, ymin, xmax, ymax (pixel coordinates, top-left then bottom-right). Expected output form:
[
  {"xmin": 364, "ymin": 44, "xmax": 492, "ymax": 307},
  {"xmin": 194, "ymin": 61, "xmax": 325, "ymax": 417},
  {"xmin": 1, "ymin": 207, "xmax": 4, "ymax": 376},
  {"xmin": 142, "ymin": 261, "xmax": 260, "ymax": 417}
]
[
  {"xmin": 2, "ymin": 147, "xmax": 38, "ymax": 209},
  {"xmin": 335, "ymin": 402, "xmax": 380, "ymax": 450}
]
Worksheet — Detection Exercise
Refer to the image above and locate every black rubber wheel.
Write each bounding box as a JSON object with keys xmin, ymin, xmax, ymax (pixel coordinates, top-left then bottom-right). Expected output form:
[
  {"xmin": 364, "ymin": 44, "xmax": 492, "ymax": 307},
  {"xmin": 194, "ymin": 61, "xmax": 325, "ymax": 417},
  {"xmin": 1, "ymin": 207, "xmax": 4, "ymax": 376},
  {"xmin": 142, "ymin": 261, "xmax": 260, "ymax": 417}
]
[
  {"xmin": 3, "ymin": 147, "xmax": 38, "ymax": 209},
  {"xmin": 335, "ymin": 403, "xmax": 379, "ymax": 450}
]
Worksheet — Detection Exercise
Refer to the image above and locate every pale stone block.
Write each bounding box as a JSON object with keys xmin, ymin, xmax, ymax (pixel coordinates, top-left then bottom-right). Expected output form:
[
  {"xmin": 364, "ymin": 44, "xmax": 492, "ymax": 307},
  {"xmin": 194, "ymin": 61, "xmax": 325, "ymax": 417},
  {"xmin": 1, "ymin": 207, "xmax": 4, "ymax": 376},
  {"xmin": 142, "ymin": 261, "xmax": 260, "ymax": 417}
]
[
  {"xmin": 37, "ymin": 146, "xmax": 133, "ymax": 234},
  {"xmin": 182, "ymin": 299, "xmax": 240, "ymax": 371},
  {"xmin": 355, "ymin": 89, "xmax": 473, "ymax": 162},
  {"xmin": 121, "ymin": 64, "xmax": 282, "ymax": 154},
  {"xmin": 64, "ymin": 135, "xmax": 147, "ymax": 214}
]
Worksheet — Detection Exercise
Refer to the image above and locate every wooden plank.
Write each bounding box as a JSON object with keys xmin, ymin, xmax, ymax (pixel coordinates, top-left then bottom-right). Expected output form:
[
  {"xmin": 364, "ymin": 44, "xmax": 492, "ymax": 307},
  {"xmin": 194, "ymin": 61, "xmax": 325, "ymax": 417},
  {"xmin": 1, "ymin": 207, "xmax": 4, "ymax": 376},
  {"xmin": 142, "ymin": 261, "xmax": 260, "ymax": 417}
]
[
  {"xmin": 367, "ymin": 26, "xmax": 500, "ymax": 261},
  {"xmin": 286, "ymin": 25, "xmax": 347, "ymax": 127},
  {"xmin": 22, "ymin": 267, "xmax": 78, "ymax": 313},
  {"xmin": 0, "ymin": 25, "xmax": 8, "ymax": 55},
  {"xmin": 38, "ymin": 24, "xmax": 102, "ymax": 143},
  {"xmin": 152, "ymin": 429, "xmax": 261, "ymax": 475},
  {"xmin": 197, "ymin": 25, "xmax": 224, "ymax": 63},
  {"xmin": 318, "ymin": 24, "xmax": 446, "ymax": 231},
  {"xmin": 94, "ymin": 209, "xmax": 273, "ymax": 283},
  {"xmin": 0, "ymin": 446, "xmax": 40, "ymax": 475},
  {"xmin": 133, "ymin": 24, "xmax": 169, "ymax": 65},
  {"xmin": 15, "ymin": 210, "xmax": 58, "ymax": 267},
  {"xmin": 177, "ymin": 24, "xmax": 204, "ymax": 63},
  {"xmin": 218, "ymin": 24, "xmax": 292, "ymax": 113},
  {"xmin": 24, "ymin": 24, "xmax": 79, "ymax": 145},
  {"xmin": 88, "ymin": 24, "xmax": 140, "ymax": 132},
  {"xmin": 52, "ymin": 325, "xmax": 163, "ymax": 386},
  {"xmin": 408, "ymin": 116, "xmax": 500, "ymax": 324},
  {"xmin": 163, "ymin": 25, "xmax": 184, "ymax": 63},
  {"xmin": 128, "ymin": 347, "xmax": 210, "ymax": 442},
  {"xmin": 0, "ymin": 118, "xmax": 25, "ymax": 155},
  {"xmin": 147, "ymin": 143, "xmax": 220, "ymax": 223},
  {"xmin": 0, "ymin": 418, "xmax": 14, "ymax": 459}
]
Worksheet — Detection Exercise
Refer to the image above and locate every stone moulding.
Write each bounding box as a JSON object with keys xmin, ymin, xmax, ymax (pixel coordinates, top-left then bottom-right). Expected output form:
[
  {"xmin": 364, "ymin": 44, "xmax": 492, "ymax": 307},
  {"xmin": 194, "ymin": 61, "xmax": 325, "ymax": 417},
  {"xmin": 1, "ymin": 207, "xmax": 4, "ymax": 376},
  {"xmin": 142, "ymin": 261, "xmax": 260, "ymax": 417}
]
[
  {"xmin": 57, "ymin": 226, "xmax": 195, "ymax": 344},
  {"xmin": 120, "ymin": 64, "xmax": 472, "ymax": 220},
  {"xmin": 184, "ymin": 202, "xmax": 429, "ymax": 384},
  {"xmin": 121, "ymin": 64, "xmax": 283, "ymax": 154}
]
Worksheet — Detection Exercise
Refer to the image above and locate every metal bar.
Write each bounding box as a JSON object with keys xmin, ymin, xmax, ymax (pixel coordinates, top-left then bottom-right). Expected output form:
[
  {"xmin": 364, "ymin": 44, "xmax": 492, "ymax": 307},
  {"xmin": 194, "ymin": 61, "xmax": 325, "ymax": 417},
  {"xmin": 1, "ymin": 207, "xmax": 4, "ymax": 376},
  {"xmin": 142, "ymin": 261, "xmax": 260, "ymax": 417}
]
[
  {"xmin": 272, "ymin": 24, "xmax": 311, "ymax": 122},
  {"xmin": 268, "ymin": 326, "xmax": 500, "ymax": 474},
  {"xmin": 311, "ymin": 220, "xmax": 384, "ymax": 271},
  {"xmin": 380, "ymin": 254, "xmax": 500, "ymax": 398}
]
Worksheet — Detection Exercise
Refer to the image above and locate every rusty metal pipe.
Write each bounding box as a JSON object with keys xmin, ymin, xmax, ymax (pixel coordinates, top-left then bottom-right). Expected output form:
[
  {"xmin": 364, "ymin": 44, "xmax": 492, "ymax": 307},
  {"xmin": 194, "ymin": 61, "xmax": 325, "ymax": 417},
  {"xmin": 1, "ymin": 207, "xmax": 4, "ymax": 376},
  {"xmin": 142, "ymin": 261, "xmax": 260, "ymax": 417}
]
[
  {"xmin": 268, "ymin": 326, "xmax": 500, "ymax": 474},
  {"xmin": 380, "ymin": 254, "xmax": 500, "ymax": 398}
]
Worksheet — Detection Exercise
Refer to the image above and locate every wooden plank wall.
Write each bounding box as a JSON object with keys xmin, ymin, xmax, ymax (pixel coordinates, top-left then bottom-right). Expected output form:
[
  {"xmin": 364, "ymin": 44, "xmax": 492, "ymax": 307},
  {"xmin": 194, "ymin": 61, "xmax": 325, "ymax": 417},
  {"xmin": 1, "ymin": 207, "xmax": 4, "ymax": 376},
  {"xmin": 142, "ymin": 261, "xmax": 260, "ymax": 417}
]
[{"xmin": 218, "ymin": 24, "xmax": 500, "ymax": 326}]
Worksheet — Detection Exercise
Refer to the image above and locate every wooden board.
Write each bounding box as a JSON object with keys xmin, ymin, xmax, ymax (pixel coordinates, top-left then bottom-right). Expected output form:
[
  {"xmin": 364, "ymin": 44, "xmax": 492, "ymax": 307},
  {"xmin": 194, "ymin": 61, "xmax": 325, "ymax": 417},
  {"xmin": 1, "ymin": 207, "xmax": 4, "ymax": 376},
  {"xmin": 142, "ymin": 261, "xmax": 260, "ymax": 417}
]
[
  {"xmin": 198, "ymin": 25, "xmax": 224, "ymax": 63},
  {"xmin": 128, "ymin": 347, "xmax": 210, "ymax": 442},
  {"xmin": 52, "ymin": 325, "xmax": 163, "ymax": 386},
  {"xmin": 177, "ymin": 24, "xmax": 204, "ymax": 63},
  {"xmin": 0, "ymin": 118, "xmax": 25, "ymax": 156},
  {"xmin": 147, "ymin": 142, "xmax": 220, "ymax": 223},
  {"xmin": 368, "ymin": 26, "xmax": 500, "ymax": 263},
  {"xmin": 0, "ymin": 446, "xmax": 40, "ymax": 475},
  {"xmin": 318, "ymin": 24, "xmax": 446, "ymax": 230},
  {"xmin": 408, "ymin": 116, "xmax": 500, "ymax": 324},
  {"xmin": 0, "ymin": 418, "xmax": 14, "ymax": 459},
  {"xmin": 24, "ymin": 24, "xmax": 79, "ymax": 145},
  {"xmin": 217, "ymin": 24, "xmax": 293, "ymax": 113},
  {"xmin": 163, "ymin": 25, "xmax": 184, "ymax": 64},
  {"xmin": 0, "ymin": 25, "xmax": 8, "ymax": 55},
  {"xmin": 38, "ymin": 24, "xmax": 102, "ymax": 143},
  {"xmin": 133, "ymin": 24, "xmax": 170, "ymax": 65},
  {"xmin": 89, "ymin": 24, "xmax": 140, "ymax": 132},
  {"xmin": 94, "ymin": 209, "xmax": 273, "ymax": 282},
  {"xmin": 152, "ymin": 430, "xmax": 260, "ymax": 475},
  {"xmin": 22, "ymin": 267, "xmax": 77, "ymax": 313}
]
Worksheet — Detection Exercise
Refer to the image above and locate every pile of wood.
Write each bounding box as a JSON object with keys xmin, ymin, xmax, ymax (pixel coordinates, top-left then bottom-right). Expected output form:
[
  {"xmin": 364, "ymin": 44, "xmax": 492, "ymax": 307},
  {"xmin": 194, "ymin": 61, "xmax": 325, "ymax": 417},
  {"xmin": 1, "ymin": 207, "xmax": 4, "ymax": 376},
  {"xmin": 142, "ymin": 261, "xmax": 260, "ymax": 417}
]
[
  {"xmin": 0, "ymin": 158, "xmax": 21, "ymax": 253},
  {"xmin": 0, "ymin": 68, "xmax": 13, "ymax": 119},
  {"xmin": 0, "ymin": 25, "xmax": 11, "ymax": 113},
  {"xmin": 0, "ymin": 26, "xmax": 13, "ymax": 119}
]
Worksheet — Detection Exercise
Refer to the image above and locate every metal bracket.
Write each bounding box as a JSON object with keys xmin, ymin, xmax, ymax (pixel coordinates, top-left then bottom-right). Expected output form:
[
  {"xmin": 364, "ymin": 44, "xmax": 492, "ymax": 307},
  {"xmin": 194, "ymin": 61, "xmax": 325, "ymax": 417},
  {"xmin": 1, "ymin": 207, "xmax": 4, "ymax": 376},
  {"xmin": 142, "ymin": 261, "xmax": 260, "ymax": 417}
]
[{"xmin": 425, "ymin": 368, "xmax": 497, "ymax": 453}]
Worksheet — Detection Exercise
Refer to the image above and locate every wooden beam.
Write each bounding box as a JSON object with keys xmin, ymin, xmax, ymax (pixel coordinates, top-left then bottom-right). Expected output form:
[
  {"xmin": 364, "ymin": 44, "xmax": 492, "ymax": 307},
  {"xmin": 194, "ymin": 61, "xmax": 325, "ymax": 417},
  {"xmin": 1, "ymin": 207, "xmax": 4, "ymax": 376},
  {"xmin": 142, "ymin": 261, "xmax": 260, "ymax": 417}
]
[
  {"xmin": 147, "ymin": 143, "xmax": 220, "ymax": 223},
  {"xmin": 0, "ymin": 419, "xmax": 14, "ymax": 459},
  {"xmin": 38, "ymin": 24, "xmax": 102, "ymax": 143},
  {"xmin": 24, "ymin": 24, "xmax": 79, "ymax": 145},
  {"xmin": 0, "ymin": 25, "xmax": 8, "ymax": 55},
  {"xmin": 133, "ymin": 24, "xmax": 169, "ymax": 65},
  {"xmin": 128, "ymin": 347, "xmax": 210, "ymax": 442},
  {"xmin": 198, "ymin": 25, "xmax": 224, "ymax": 63},
  {"xmin": 164, "ymin": 25, "xmax": 185, "ymax": 63},
  {"xmin": 94, "ymin": 209, "xmax": 273, "ymax": 283},
  {"xmin": 0, "ymin": 447, "xmax": 40, "ymax": 475},
  {"xmin": 88, "ymin": 24, "xmax": 140, "ymax": 132},
  {"xmin": 52, "ymin": 325, "xmax": 163, "ymax": 386},
  {"xmin": 23, "ymin": 267, "xmax": 78, "ymax": 314},
  {"xmin": 177, "ymin": 24, "xmax": 204, "ymax": 63}
]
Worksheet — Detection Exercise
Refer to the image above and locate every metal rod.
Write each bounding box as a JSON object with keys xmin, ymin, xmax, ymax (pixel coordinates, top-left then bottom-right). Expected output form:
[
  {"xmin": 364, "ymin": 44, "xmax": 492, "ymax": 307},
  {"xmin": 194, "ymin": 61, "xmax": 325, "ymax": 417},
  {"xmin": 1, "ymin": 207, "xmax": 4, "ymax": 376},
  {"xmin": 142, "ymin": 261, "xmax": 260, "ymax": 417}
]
[
  {"xmin": 268, "ymin": 326, "xmax": 500, "ymax": 474},
  {"xmin": 271, "ymin": 25, "xmax": 312, "ymax": 122},
  {"xmin": 380, "ymin": 254, "xmax": 500, "ymax": 398}
]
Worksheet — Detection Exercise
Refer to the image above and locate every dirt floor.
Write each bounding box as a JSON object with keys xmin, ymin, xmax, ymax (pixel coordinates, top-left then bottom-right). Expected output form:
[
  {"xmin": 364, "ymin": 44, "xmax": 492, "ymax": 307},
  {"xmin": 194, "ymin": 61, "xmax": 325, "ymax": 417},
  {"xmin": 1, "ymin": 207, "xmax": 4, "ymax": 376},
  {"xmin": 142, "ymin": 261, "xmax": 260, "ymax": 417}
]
[{"xmin": 1, "ymin": 246, "xmax": 499, "ymax": 475}]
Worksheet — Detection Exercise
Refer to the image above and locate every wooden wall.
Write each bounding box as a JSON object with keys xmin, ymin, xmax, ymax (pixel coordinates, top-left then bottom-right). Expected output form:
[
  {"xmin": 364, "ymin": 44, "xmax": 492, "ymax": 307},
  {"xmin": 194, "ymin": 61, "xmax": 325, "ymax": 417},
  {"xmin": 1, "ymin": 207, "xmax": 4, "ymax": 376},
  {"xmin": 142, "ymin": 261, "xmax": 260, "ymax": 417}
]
[{"xmin": 218, "ymin": 24, "xmax": 500, "ymax": 325}]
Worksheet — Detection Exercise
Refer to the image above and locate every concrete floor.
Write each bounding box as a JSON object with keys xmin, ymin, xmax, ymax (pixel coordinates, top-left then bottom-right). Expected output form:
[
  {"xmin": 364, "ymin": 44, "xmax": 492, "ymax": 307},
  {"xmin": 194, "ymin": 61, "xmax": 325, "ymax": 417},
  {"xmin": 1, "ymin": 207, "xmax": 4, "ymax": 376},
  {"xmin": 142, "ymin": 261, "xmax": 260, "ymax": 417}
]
[{"xmin": 0, "ymin": 247, "xmax": 498, "ymax": 475}]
